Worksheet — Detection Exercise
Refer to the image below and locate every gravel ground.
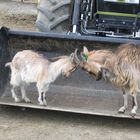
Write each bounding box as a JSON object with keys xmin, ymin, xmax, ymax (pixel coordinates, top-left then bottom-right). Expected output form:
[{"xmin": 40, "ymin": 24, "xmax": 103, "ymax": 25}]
[
  {"xmin": 0, "ymin": 0, "xmax": 37, "ymax": 31},
  {"xmin": 1, "ymin": 1, "xmax": 140, "ymax": 140},
  {"xmin": 0, "ymin": 106, "xmax": 140, "ymax": 140}
]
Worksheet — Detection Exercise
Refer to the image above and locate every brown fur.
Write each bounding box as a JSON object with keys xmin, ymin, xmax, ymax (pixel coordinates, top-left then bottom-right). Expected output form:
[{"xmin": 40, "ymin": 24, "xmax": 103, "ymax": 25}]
[
  {"xmin": 80, "ymin": 47, "xmax": 113, "ymax": 79},
  {"xmin": 103, "ymin": 43, "xmax": 140, "ymax": 93},
  {"xmin": 11, "ymin": 50, "xmax": 49, "ymax": 70},
  {"xmin": 86, "ymin": 50, "xmax": 113, "ymax": 64},
  {"xmin": 80, "ymin": 44, "xmax": 140, "ymax": 116},
  {"xmin": 101, "ymin": 43, "xmax": 140, "ymax": 116}
]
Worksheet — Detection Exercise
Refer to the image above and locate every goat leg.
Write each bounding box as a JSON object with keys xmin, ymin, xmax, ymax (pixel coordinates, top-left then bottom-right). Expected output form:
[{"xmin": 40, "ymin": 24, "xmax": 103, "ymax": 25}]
[
  {"xmin": 20, "ymin": 85, "xmax": 31, "ymax": 103},
  {"xmin": 37, "ymin": 82, "xmax": 48, "ymax": 106},
  {"xmin": 118, "ymin": 89, "xmax": 128, "ymax": 113},
  {"xmin": 11, "ymin": 86, "xmax": 20, "ymax": 103},
  {"xmin": 38, "ymin": 91, "xmax": 44, "ymax": 106},
  {"xmin": 38, "ymin": 91, "xmax": 47, "ymax": 106},
  {"xmin": 42, "ymin": 92, "xmax": 47, "ymax": 106},
  {"xmin": 130, "ymin": 94, "xmax": 138, "ymax": 117}
]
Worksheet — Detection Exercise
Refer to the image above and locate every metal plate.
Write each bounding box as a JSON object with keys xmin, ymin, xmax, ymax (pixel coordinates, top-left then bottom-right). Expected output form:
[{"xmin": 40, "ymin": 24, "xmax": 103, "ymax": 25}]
[
  {"xmin": 1, "ymin": 69, "xmax": 140, "ymax": 120},
  {"xmin": 1, "ymin": 27, "xmax": 140, "ymax": 119}
]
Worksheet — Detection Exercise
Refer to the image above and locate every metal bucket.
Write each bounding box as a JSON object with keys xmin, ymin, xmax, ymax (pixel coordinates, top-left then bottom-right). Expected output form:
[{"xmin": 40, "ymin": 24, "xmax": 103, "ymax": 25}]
[{"xmin": 1, "ymin": 27, "xmax": 140, "ymax": 119}]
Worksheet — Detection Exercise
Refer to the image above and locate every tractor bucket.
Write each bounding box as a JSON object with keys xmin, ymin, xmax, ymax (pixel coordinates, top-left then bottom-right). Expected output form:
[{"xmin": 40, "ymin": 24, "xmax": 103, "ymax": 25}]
[{"xmin": 1, "ymin": 26, "xmax": 140, "ymax": 119}]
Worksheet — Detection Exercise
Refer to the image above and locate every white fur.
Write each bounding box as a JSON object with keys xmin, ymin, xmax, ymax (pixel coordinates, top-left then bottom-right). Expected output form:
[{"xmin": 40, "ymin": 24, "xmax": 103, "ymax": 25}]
[
  {"xmin": 6, "ymin": 50, "xmax": 76, "ymax": 106},
  {"xmin": 93, "ymin": 62, "xmax": 102, "ymax": 71},
  {"xmin": 47, "ymin": 59, "xmax": 69, "ymax": 83},
  {"xmin": 118, "ymin": 93, "xmax": 128, "ymax": 113}
]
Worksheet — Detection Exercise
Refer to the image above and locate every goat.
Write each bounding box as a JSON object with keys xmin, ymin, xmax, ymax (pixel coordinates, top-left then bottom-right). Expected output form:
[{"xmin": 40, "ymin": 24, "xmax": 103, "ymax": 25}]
[
  {"xmin": 5, "ymin": 49, "xmax": 80, "ymax": 106},
  {"xmin": 101, "ymin": 43, "xmax": 140, "ymax": 116},
  {"xmin": 79, "ymin": 46, "xmax": 113, "ymax": 80},
  {"xmin": 77, "ymin": 44, "xmax": 140, "ymax": 117}
]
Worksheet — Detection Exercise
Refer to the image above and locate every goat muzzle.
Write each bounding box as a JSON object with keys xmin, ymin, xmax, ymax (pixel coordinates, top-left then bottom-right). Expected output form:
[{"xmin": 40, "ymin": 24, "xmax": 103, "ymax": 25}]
[
  {"xmin": 88, "ymin": 71, "xmax": 102, "ymax": 81},
  {"xmin": 96, "ymin": 71, "xmax": 102, "ymax": 81}
]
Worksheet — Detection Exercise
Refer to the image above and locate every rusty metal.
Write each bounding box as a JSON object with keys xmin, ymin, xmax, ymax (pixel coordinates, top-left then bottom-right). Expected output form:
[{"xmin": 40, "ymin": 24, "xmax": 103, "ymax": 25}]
[{"xmin": 1, "ymin": 27, "xmax": 140, "ymax": 119}]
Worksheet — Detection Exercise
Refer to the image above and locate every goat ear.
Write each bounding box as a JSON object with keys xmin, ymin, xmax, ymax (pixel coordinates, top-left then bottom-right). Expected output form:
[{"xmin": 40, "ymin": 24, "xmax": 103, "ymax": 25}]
[
  {"xmin": 81, "ymin": 52, "xmax": 88, "ymax": 61},
  {"xmin": 83, "ymin": 46, "xmax": 89, "ymax": 54}
]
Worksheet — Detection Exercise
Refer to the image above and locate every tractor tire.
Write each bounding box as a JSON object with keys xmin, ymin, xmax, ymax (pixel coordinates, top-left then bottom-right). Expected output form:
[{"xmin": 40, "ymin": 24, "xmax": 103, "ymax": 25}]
[{"xmin": 36, "ymin": 0, "xmax": 71, "ymax": 32}]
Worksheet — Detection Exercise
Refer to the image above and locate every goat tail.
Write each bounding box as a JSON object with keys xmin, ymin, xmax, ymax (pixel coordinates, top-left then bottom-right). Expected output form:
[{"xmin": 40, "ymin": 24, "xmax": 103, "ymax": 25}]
[{"xmin": 5, "ymin": 62, "xmax": 11, "ymax": 67}]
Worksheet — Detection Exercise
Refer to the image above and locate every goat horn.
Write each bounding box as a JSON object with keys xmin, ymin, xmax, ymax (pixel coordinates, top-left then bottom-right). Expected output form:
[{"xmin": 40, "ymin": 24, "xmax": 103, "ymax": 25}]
[
  {"xmin": 70, "ymin": 53, "xmax": 74, "ymax": 60},
  {"xmin": 74, "ymin": 48, "xmax": 78, "ymax": 55},
  {"xmin": 73, "ymin": 48, "xmax": 81, "ymax": 65}
]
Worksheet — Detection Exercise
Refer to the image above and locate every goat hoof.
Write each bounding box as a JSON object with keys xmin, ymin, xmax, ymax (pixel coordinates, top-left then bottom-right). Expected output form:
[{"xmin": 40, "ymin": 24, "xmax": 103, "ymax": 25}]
[
  {"xmin": 130, "ymin": 109, "xmax": 137, "ymax": 118},
  {"xmin": 130, "ymin": 110, "xmax": 136, "ymax": 118},
  {"xmin": 130, "ymin": 112, "xmax": 136, "ymax": 118},
  {"xmin": 26, "ymin": 100, "xmax": 31, "ymax": 103},
  {"xmin": 15, "ymin": 98, "xmax": 21, "ymax": 103},
  {"xmin": 39, "ymin": 102, "xmax": 44, "ymax": 106},
  {"xmin": 39, "ymin": 103, "xmax": 47, "ymax": 106},
  {"xmin": 39, "ymin": 102, "xmax": 46, "ymax": 106},
  {"xmin": 118, "ymin": 110, "xmax": 125, "ymax": 114},
  {"xmin": 118, "ymin": 107, "xmax": 126, "ymax": 114},
  {"xmin": 24, "ymin": 98, "xmax": 31, "ymax": 103},
  {"xmin": 43, "ymin": 101, "xmax": 47, "ymax": 106}
]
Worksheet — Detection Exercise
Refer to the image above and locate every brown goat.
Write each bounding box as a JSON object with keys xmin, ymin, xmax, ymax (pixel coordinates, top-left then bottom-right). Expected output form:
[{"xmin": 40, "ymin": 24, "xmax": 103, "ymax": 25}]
[
  {"xmin": 80, "ymin": 46, "xmax": 113, "ymax": 80},
  {"xmin": 101, "ymin": 43, "xmax": 140, "ymax": 116},
  {"xmin": 78, "ymin": 44, "xmax": 140, "ymax": 117}
]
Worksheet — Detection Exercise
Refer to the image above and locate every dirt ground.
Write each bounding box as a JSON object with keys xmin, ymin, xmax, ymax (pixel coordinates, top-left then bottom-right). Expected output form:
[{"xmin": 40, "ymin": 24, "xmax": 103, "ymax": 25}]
[
  {"xmin": 0, "ymin": 106, "xmax": 140, "ymax": 140},
  {"xmin": 1, "ymin": 1, "xmax": 140, "ymax": 140},
  {"xmin": 0, "ymin": 0, "xmax": 37, "ymax": 31}
]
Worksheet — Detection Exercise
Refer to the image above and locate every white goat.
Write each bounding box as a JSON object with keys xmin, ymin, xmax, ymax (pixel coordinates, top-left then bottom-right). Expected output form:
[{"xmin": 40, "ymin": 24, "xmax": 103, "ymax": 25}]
[{"xmin": 5, "ymin": 49, "xmax": 79, "ymax": 106}]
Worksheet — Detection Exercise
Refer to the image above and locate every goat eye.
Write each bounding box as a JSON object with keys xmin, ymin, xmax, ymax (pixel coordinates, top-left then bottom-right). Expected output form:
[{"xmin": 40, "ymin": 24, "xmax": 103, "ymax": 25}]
[{"xmin": 103, "ymin": 70, "xmax": 107, "ymax": 75}]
